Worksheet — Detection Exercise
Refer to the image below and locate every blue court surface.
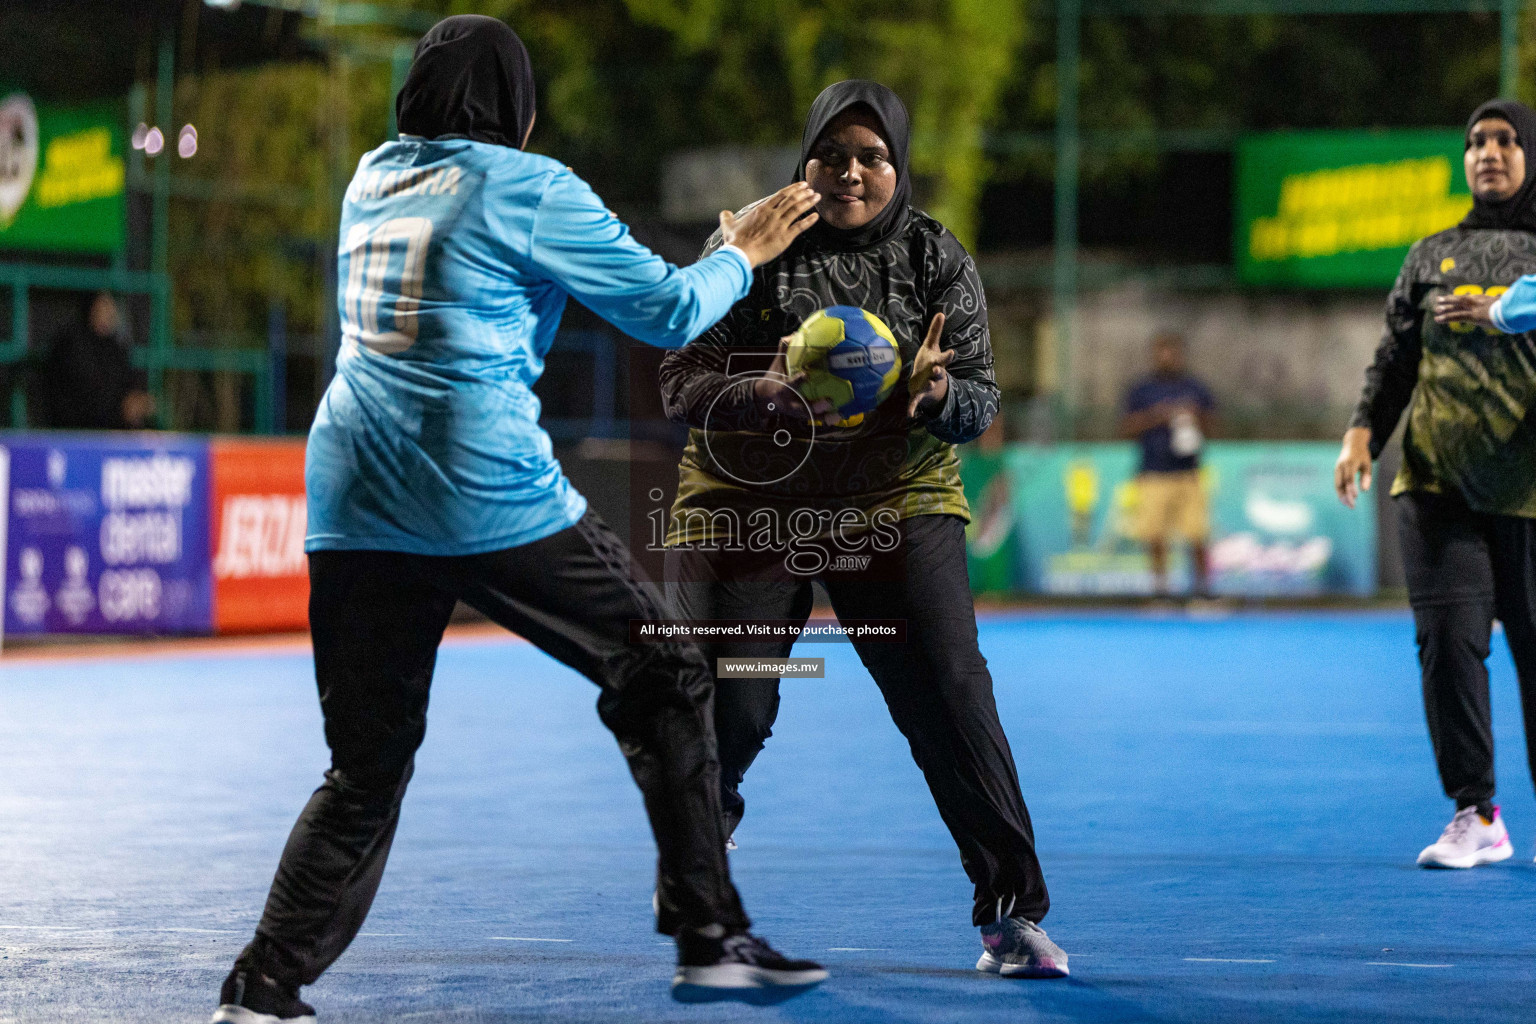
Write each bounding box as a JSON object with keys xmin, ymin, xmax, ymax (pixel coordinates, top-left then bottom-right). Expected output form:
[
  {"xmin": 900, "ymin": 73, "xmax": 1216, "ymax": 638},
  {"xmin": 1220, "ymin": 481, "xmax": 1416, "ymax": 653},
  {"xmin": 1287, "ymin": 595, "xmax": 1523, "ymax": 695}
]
[{"xmin": 2, "ymin": 611, "xmax": 1534, "ymax": 1023}]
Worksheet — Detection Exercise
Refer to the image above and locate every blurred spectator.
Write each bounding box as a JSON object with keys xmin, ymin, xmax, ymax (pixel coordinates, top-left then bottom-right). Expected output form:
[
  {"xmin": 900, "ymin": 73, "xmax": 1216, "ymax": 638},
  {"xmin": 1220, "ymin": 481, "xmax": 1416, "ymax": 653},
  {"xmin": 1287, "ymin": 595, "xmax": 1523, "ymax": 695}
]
[
  {"xmin": 38, "ymin": 292, "xmax": 156, "ymax": 430},
  {"xmin": 1119, "ymin": 331, "xmax": 1216, "ymax": 597}
]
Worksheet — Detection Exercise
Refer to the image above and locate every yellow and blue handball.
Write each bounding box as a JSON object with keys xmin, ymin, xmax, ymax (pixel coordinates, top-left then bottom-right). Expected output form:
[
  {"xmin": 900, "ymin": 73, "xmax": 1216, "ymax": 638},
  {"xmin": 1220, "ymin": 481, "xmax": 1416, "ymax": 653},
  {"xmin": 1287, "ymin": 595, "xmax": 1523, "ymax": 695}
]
[{"xmin": 785, "ymin": 305, "xmax": 902, "ymax": 424}]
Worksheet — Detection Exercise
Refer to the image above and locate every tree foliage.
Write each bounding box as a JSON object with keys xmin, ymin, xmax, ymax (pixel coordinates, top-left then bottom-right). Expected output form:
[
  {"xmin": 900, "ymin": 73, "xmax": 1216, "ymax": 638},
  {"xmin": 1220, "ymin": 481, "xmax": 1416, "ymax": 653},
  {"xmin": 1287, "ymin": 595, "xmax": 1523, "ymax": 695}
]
[
  {"xmin": 614, "ymin": 0, "xmax": 1027, "ymax": 245},
  {"xmin": 157, "ymin": 1, "xmax": 1521, "ymax": 425}
]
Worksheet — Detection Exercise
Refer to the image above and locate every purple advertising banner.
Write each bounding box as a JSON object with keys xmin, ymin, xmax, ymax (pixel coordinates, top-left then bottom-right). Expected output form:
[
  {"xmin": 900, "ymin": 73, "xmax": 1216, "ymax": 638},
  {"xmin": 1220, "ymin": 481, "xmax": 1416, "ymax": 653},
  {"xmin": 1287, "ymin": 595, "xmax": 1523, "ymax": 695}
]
[{"xmin": 4, "ymin": 435, "xmax": 212, "ymax": 635}]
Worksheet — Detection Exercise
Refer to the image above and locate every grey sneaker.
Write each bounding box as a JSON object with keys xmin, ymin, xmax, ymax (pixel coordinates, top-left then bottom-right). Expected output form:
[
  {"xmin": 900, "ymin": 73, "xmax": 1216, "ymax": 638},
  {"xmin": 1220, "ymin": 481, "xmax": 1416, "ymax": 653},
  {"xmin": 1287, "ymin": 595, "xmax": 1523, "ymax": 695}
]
[
  {"xmin": 210, "ymin": 967, "xmax": 317, "ymax": 1023},
  {"xmin": 672, "ymin": 926, "xmax": 828, "ymax": 1003},
  {"xmin": 977, "ymin": 917, "xmax": 1069, "ymax": 979}
]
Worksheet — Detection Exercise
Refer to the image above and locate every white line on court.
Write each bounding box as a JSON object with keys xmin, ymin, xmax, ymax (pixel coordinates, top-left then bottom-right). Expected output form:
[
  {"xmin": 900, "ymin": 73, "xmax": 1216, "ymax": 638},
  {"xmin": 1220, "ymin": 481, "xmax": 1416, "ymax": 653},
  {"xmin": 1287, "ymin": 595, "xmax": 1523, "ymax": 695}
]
[
  {"xmin": 827, "ymin": 947, "xmax": 888, "ymax": 952},
  {"xmin": 1364, "ymin": 962, "xmax": 1453, "ymax": 968},
  {"xmin": 0, "ymin": 925, "xmax": 240, "ymax": 934},
  {"xmin": 1184, "ymin": 958, "xmax": 1275, "ymax": 963},
  {"xmin": 488, "ymin": 936, "xmax": 574, "ymax": 943}
]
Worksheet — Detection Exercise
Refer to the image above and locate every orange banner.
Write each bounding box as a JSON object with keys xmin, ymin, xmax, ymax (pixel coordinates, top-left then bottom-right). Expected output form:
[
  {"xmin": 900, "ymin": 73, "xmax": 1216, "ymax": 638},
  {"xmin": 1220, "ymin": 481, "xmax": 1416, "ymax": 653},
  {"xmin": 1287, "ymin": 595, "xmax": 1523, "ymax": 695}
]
[{"xmin": 209, "ymin": 438, "xmax": 308, "ymax": 634}]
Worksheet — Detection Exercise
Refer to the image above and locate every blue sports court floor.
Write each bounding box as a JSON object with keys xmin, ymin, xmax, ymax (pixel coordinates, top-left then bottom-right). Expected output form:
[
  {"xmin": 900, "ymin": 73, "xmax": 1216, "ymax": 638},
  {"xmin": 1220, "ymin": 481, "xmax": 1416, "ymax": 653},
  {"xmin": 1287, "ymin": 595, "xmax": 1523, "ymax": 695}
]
[{"xmin": 1, "ymin": 611, "xmax": 1533, "ymax": 1023}]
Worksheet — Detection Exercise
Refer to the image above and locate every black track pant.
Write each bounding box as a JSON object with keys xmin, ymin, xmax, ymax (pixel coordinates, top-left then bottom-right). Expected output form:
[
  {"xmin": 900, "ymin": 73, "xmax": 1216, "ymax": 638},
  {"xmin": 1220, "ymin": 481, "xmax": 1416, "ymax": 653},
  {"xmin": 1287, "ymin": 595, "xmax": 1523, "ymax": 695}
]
[
  {"xmin": 665, "ymin": 514, "xmax": 1049, "ymax": 927},
  {"xmin": 1398, "ymin": 491, "xmax": 1536, "ymax": 810},
  {"xmin": 237, "ymin": 512, "xmax": 747, "ymax": 989}
]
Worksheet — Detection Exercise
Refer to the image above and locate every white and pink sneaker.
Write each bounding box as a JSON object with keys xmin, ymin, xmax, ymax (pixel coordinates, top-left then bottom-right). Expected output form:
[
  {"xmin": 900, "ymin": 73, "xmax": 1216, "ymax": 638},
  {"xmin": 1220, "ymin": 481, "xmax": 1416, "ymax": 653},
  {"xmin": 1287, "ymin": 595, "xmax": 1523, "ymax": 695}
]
[
  {"xmin": 976, "ymin": 917, "xmax": 1069, "ymax": 978},
  {"xmin": 1416, "ymin": 806, "xmax": 1513, "ymax": 868}
]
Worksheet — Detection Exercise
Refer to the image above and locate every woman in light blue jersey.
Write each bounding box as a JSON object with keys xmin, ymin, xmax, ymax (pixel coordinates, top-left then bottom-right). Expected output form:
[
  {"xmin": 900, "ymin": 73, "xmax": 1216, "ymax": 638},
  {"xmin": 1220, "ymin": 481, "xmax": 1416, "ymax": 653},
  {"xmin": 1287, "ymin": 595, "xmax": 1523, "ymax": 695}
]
[{"xmin": 213, "ymin": 16, "xmax": 826, "ymax": 1023}]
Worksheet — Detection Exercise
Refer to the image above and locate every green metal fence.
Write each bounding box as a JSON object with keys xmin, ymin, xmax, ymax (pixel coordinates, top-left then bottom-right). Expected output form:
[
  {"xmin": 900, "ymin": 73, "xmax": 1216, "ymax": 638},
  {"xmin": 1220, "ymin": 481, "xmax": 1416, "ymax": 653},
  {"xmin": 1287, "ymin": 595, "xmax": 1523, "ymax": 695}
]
[{"xmin": 1, "ymin": 1, "xmax": 1523, "ymax": 440}]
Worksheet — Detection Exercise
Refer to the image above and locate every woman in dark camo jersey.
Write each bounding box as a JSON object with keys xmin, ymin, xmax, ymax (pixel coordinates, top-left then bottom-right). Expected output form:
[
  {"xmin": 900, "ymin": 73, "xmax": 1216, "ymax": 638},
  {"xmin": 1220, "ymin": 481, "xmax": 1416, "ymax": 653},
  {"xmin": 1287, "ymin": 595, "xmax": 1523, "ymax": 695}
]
[
  {"xmin": 658, "ymin": 80, "xmax": 1067, "ymax": 980},
  {"xmin": 1338, "ymin": 98, "xmax": 1536, "ymax": 871}
]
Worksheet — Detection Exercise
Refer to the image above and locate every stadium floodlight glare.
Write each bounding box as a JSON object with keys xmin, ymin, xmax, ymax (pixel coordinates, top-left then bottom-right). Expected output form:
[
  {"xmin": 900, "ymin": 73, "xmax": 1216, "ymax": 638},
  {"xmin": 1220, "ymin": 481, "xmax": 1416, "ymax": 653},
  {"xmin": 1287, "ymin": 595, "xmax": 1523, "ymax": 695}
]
[
  {"xmin": 178, "ymin": 125, "xmax": 198, "ymax": 159},
  {"xmin": 143, "ymin": 126, "xmax": 164, "ymax": 157},
  {"xmin": 131, "ymin": 123, "xmax": 149, "ymax": 150},
  {"xmin": 203, "ymin": 0, "xmax": 241, "ymax": 9}
]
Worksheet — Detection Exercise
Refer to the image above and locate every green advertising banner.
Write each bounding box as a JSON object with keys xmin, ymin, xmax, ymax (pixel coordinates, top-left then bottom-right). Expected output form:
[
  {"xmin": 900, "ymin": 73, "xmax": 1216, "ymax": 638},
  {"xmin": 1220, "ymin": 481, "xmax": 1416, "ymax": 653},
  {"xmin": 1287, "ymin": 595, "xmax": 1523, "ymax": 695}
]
[
  {"xmin": 958, "ymin": 449, "xmax": 1017, "ymax": 594},
  {"xmin": 0, "ymin": 91, "xmax": 126, "ymax": 255},
  {"xmin": 1236, "ymin": 130, "xmax": 1470, "ymax": 288},
  {"xmin": 960, "ymin": 442, "xmax": 1376, "ymax": 597}
]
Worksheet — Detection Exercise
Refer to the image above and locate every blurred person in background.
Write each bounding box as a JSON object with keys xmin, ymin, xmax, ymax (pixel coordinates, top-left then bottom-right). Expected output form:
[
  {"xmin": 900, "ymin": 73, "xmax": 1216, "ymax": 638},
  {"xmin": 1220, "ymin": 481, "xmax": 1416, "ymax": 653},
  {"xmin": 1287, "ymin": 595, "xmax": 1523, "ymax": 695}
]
[
  {"xmin": 1337, "ymin": 99, "xmax": 1536, "ymax": 870},
  {"xmin": 38, "ymin": 291, "xmax": 155, "ymax": 429},
  {"xmin": 659, "ymin": 80, "xmax": 1068, "ymax": 981},
  {"xmin": 1119, "ymin": 331, "xmax": 1215, "ymax": 599},
  {"xmin": 212, "ymin": 16, "xmax": 828, "ymax": 1024}
]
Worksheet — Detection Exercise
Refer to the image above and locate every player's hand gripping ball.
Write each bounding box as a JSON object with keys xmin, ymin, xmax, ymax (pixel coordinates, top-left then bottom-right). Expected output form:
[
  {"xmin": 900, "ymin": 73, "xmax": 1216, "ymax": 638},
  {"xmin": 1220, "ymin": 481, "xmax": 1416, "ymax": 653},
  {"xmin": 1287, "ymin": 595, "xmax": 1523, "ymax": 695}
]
[{"xmin": 785, "ymin": 306, "xmax": 902, "ymax": 427}]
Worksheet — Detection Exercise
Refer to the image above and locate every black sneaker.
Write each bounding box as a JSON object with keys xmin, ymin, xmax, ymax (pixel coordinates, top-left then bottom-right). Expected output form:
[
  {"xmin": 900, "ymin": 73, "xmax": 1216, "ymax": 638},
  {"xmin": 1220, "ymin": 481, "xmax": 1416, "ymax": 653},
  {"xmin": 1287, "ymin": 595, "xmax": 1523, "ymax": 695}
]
[
  {"xmin": 210, "ymin": 967, "xmax": 317, "ymax": 1023},
  {"xmin": 672, "ymin": 926, "xmax": 828, "ymax": 1003}
]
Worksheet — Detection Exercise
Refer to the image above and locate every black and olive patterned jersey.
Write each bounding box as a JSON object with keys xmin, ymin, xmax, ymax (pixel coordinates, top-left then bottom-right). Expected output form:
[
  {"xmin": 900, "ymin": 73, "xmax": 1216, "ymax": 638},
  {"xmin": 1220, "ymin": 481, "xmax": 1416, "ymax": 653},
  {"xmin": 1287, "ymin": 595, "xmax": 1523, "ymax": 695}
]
[
  {"xmin": 657, "ymin": 209, "xmax": 999, "ymax": 545},
  {"xmin": 1351, "ymin": 226, "xmax": 1536, "ymax": 517}
]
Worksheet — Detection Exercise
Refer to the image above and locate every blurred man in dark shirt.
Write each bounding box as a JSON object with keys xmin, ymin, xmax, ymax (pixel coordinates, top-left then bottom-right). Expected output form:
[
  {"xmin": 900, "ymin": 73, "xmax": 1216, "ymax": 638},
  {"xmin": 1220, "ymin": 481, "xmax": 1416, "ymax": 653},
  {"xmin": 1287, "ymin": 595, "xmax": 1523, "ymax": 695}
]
[
  {"xmin": 1119, "ymin": 332, "xmax": 1215, "ymax": 597},
  {"xmin": 39, "ymin": 292, "xmax": 155, "ymax": 430}
]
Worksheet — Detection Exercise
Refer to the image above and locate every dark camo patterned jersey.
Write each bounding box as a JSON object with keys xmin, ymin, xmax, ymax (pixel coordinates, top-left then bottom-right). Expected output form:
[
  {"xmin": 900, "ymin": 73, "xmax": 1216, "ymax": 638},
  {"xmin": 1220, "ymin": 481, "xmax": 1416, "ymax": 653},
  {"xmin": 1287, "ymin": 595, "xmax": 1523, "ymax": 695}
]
[
  {"xmin": 658, "ymin": 209, "xmax": 999, "ymax": 546},
  {"xmin": 1352, "ymin": 226, "xmax": 1536, "ymax": 518}
]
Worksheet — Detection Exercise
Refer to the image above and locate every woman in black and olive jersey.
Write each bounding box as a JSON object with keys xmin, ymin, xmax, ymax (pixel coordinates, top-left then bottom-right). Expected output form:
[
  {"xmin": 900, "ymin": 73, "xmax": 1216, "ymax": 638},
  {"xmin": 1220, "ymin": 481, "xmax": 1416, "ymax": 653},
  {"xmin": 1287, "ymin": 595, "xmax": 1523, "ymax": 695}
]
[
  {"xmin": 658, "ymin": 80, "xmax": 1067, "ymax": 979},
  {"xmin": 1337, "ymin": 98, "xmax": 1536, "ymax": 870}
]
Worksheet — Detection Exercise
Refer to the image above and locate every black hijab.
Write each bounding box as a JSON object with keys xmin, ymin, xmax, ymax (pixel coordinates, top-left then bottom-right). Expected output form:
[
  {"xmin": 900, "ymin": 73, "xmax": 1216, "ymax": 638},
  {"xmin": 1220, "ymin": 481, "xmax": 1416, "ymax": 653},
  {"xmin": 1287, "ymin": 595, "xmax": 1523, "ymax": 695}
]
[
  {"xmin": 395, "ymin": 15, "xmax": 535, "ymax": 150},
  {"xmin": 1459, "ymin": 99, "xmax": 1536, "ymax": 233},
  {"xmin": 795, "ymin": 80, "xmax": 912, "ymax": 250}
]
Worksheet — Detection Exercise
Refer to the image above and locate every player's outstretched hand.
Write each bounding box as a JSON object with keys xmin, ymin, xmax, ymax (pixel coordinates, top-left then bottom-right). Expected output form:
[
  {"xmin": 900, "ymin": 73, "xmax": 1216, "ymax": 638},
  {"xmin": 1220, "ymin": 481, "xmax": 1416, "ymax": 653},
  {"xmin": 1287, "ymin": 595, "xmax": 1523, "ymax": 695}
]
[
  {"xmin": 1334, "ymin": 426, "xmax": 1373, "ymax": 509},
  {"xmin": 907, "ymin": 312, "xmax": 952, "ymax": 419},
  {"xmin": 721, "ymin": 184, "xmax": 821, "ymax": 268},
  {"xmin": 754, "ymin": 335, "xmax": 839, "ymax": 424},
  {"xmin": 1433, "ymin": 291, "xmax": 1498, "ymax": 327}
]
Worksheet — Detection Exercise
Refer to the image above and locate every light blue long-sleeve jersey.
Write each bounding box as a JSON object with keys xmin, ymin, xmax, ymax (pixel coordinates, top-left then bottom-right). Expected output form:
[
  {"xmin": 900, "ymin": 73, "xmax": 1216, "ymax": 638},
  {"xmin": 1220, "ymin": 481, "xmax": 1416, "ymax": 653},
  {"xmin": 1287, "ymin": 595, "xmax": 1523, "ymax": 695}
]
[
  {"xmin": 305, "ymin": 138, "xmax": 752, "ymax": 555},
  {"xmin": 1490, "ymin": 274, "xmax": 1536, "ymax": 333}
]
